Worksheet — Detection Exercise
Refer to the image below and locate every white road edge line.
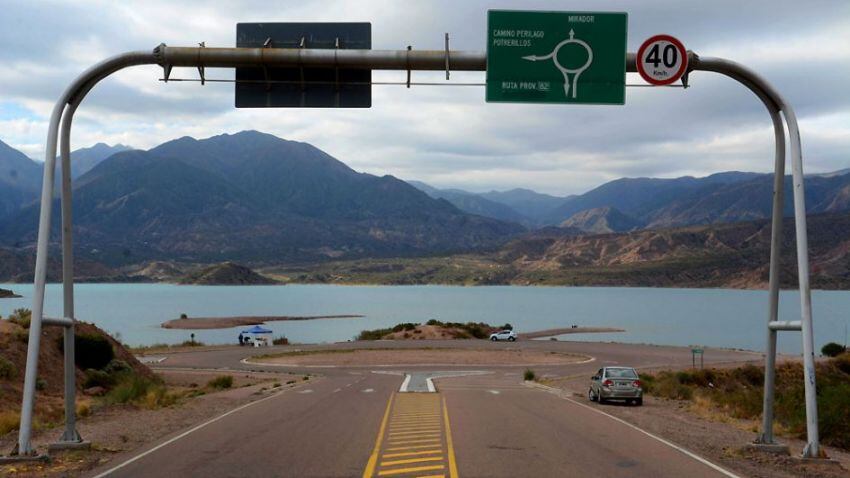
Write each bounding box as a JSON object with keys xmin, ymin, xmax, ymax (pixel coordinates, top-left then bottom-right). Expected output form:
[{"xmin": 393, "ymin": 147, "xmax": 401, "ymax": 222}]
[
  {"xmin": 399, "ymin": 374, "xmax": 412, "ymax": 392},
  {"xmin": 90, "ymin": 383, "xmax": 305, "ymax": 478},
  {"xmin": 525, "ymin": 382, "xmax": 742, "ymax": 478}
]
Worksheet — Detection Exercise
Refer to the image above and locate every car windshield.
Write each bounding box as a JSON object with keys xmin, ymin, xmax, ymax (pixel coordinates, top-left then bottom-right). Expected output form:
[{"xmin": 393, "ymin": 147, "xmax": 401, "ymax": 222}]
[{"xmin": 605, "ymin": 368, "xmax": 638, "ymax": 378}]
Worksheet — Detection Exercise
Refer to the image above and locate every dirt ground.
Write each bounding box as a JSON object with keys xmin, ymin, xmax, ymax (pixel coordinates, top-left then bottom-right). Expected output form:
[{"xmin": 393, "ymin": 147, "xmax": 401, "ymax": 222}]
[
  {"xmin": 537, "ymin": 373, "xmax": 850, "ymax": 478},
  {"xmin": 0, "ymin": 369, "xmax": 307, "ymax": 477},
  {"xmin": 249, "ymin": 348, "xmax": 591, "ymax": 366}
]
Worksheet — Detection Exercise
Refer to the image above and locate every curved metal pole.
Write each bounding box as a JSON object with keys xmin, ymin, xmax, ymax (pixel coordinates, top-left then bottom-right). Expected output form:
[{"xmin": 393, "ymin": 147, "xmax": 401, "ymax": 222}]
[
  {"xmin": 694, "ymin": 56, "xmax": 819, "ymax": 457},
  {"xmin": 710, "ymin": 69, "xmax": 786, "ymax": 446},
  {"xmin": 16, "ymin": 51, "xmax": 156, "ymax": 456}
]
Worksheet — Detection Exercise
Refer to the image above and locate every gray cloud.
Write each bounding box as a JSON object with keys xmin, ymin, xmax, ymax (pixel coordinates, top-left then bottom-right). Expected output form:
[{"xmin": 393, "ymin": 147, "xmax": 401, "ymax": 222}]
[{"xmin": 0, "ymin": 0, "xmax": 847, "ymax": 195}]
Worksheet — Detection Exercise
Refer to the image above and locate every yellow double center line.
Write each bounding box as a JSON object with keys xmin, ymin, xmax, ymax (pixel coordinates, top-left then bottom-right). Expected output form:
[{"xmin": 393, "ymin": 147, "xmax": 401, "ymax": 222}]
[{"xmin": 363, "ymin": 393, "xmax": 459, "ymax": 478}]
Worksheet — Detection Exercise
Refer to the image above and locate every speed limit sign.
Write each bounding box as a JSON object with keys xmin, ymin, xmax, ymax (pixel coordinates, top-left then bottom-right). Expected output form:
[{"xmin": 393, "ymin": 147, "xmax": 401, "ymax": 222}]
[{"xmin": 636, "ymin": 35, "xmax": 688, "ymax": 86}]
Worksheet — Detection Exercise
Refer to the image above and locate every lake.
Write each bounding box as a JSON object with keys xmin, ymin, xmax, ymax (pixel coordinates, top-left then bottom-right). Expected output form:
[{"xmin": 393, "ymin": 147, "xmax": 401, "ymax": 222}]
[{"xmin": 1, "ymin": 283, "xmax": 847, "ymax": 354}]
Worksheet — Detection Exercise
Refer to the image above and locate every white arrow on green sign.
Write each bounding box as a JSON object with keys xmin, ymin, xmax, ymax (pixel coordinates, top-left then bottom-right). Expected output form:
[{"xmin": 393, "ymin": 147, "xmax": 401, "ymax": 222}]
[{"xmin": 486, "ymin": 10, "xmax": 628, "ymax": 105}]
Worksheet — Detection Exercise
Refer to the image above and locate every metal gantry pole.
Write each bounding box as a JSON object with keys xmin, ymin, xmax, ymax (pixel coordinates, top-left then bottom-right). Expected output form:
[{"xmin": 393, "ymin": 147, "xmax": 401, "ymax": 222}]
[
  {"xmin": 13, "ymin": 51, "xmax": 156, "ymax": 456},
  {"xmin": 11, "ymin": 44, "xmax": 819, "ymax": 459}
]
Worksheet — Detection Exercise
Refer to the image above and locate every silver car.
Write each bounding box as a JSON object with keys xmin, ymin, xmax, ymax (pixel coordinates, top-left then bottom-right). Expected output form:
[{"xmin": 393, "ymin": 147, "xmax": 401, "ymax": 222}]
[{"xmin": 588, "ymin": 366, "xmax": 643, "ymax": 406}]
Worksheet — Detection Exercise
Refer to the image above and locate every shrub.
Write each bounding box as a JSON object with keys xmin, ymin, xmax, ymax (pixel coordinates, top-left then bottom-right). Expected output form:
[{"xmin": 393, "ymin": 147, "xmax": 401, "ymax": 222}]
[
  {"xmin": 180, "ymin": 340, "xmax": 205, "ymax": 347},
  {"xmin": 103, "ymin": 359, "xmax": 132, "ymax": 375},
  {"xmin": 0, "ymin": 410, "xmax": 20, "ymax": 436},
  {"xmin": 0, "ymin": 356, "xmax": 16, "ymax": 380},
  {"xmin": 207, "ymin": 375, "xmax": 233, "ymax": 389},
  {"xmin": 272, "ymin": 336, "xmax": 289, "ymax": 346},
  {"xmin": 75, "ymin": 333, "xmax": 114, "ymax": 370},
  {"xmin": 392, "ymin": 323, "xmax": 418, "ymax": 332},
  {"xmin": 357, "ymin": 328, "xmax": 393, "ymax": 341},
  {"xmin": 83, "ymin": 369, "xmax": 115, "ymax": 389},
  {"xmin": 833, "ymin": 353, "xmax": 850, "ymax": 375},
  {"xmin": 822, "ymin": 342, "xmax": 846, "ymax": 357},
  {"xmin": 180, "ymin": 313, "xmax": 188, "ymax": 320},
  {"xmin": 500, "ymin": 323, "xmax": 513, "ymax": 331},
  {"xmin": 35, "ymin": 377, "xmax": 47, "ymax": 391},
  {"xmin": 8, "ymin": 308, "xmax": 32, "ymax": 329},
  {"xmin": 106, "ymin": 374, "xmax": 164, "ymax": 405},
  {"xmin": 523, "ymin": 369, "xmax": 536, "ymax": 381}
]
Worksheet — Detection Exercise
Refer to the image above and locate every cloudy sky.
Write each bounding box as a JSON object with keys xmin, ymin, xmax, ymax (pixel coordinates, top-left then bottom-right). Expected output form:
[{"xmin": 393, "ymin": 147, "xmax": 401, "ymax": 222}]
[{"xmin": 1, "ymin": 0, "xmax": 848, "ymax": 195}]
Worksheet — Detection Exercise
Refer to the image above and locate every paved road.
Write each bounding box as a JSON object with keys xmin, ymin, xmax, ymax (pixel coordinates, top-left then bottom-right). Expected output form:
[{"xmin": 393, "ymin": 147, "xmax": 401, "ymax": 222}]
[{"xmin": 89, "ymin": 340, "xmax": 753, "ymax": 477}]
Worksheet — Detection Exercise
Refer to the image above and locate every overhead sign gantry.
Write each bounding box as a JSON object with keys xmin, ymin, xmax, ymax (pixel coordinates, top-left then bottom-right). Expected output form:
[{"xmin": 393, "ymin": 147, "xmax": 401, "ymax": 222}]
[{"xmin": 2, "ymin": 9, "xmax": 824, "ymax": 464}]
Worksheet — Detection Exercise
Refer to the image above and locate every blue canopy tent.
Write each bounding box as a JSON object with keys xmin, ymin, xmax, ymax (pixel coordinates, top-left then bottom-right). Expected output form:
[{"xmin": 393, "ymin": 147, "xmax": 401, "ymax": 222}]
[
  {"xmin": 241, "ymin": 325, "xmax": 273, "ymax": 346},
  {"xmin": 242, "ymin": 325, "xmax": 273, "ymax": 334}
]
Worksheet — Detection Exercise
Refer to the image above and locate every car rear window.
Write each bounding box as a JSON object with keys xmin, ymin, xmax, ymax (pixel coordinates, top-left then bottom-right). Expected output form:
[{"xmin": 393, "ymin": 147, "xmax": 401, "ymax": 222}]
[{"xmin": 605, "ymin": 368, "xmax": 637, "ymax": 378}]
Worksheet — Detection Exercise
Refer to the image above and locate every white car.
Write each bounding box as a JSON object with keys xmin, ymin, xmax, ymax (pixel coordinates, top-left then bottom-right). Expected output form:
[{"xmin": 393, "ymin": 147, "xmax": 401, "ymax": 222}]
[{"xmin": 489, "ymin": 330, "xmax": 517, "ymax": 342}]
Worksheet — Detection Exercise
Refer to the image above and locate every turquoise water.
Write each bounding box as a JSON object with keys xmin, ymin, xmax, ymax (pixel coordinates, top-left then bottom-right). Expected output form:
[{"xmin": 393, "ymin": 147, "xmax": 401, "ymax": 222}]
[{"xmin": 1, "ymin": 283, "xmax": 847, "ymax": 353}]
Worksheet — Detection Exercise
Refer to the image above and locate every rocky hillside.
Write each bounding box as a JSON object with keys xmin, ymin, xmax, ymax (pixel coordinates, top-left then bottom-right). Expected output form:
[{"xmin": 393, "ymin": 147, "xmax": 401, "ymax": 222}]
[
  {"xmin": 559, "ymin": 206, "xmax": 640, "ymax": 234},
  {"xmin": 498, "ymin": 212, "xmax": 850, "ymax": 289},
  {"xmin": 180, "ymin": 262, "xmax": 278, "ymax": 285}
]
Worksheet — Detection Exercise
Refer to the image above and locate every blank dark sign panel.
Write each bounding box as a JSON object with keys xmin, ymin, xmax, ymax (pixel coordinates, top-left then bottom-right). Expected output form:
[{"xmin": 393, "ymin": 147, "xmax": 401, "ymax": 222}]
[{"xmin": 235, "ymin": 22, "xmax": 371, "ymax": 108}]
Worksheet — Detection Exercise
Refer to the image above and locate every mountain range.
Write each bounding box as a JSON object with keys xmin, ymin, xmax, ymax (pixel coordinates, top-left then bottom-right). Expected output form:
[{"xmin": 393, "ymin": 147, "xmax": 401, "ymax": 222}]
[
  {"xmin": 411, "ymin": 170, "xmax": 850, "ymax": 234},
  {"xmin": 0, "ymin": 140, "xmax": 131, "ymax": 222},
  {"xmin": 0, "ymin": 132, "xmax": 521, "ymax": 266},
  {"xmin": 1, "ymin": 131, "xmax": 849, "ymax": 275}
]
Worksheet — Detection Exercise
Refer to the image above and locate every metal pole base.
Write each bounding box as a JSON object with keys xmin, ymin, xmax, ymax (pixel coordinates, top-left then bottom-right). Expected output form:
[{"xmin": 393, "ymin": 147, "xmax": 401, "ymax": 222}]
[
  {"xmin": 48, "ymin": 439, "xmax": 90, "ymax": 454},
  {"xmin": 801, "ymin": 442, "xmax": 829, "ymax": 460},
  {"xmin": 745, "ymin": 442, "xmax": 790, "ymax": 455},
  {"xmin": 0, "ymin": 444, "xmax": 50, "ymax": 464}
]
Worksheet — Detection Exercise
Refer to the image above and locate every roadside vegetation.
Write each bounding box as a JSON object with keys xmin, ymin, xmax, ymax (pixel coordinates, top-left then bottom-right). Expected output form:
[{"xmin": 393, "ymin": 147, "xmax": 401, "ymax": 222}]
[
  {"xmin": 640, "ymin": 353, "xmax": 850, "ymax": 450},
  {"xmin": 356, "ymin": 320, "xmax": 513, "ymax": 341}
]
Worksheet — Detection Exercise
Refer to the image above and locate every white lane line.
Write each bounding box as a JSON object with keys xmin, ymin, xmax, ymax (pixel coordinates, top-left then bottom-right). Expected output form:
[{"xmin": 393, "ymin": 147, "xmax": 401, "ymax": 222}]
[
  {"xmin": 333, "ymin": 388, "xmax": 342, "ymax": 393},
  {"xmin": 91, "ymin": 382, "xmax": 308, "ymax": 478},
  {"xmin": 525, "ymin": 382, "xmax": 742, "ymax": 478},
  {"xmin": 399, "ymin": 374, "xmax": 412, "ymax": 392},
  {"xmin": 363, "ymin": 388, "xmax": 375, "ymax": 393},
  {"xmin": 488, "ymin": 390, "xmax": 501, "ymax": 395},
  {"xmin": 297, "ymin": 389, "xmax": 314, "ymax": 394}
]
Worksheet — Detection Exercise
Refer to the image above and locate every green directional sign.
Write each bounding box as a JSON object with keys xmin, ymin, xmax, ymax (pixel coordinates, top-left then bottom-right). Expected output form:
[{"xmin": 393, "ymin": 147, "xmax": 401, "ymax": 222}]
[{"xmin": 486, "ymin": 10, "xmax": 628, "ymax": 105}]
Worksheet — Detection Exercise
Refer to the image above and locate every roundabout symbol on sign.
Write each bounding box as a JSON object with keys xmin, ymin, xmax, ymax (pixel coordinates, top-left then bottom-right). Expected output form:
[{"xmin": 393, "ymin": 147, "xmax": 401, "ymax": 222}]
[
  {"xmin": 637, "ymin": 34, "xmax": 688, "ymax": 86},
  {"xmin": 522, "ymin": 29, "xmax": 593, "ymax": 99}
]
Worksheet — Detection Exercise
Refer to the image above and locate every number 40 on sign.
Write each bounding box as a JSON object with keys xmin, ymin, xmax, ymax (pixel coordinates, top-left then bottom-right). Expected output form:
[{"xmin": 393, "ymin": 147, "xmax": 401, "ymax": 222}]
[{"xmin": 636, "ymin": 34, "xmax": 688, "ymax": 86}]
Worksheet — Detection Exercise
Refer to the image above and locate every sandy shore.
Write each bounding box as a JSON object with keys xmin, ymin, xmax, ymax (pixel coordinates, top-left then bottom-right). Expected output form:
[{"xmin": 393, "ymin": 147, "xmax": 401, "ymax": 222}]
[
  {"xmin": 520, "ymin": 327, "xmax": 625, "ymax": 339},
  {"xmin": 161, "ymin": 314, "xmax": 363, "ymax": 329}
]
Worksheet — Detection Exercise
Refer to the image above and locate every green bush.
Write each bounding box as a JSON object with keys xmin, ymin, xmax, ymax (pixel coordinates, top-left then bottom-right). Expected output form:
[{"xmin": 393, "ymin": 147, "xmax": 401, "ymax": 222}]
[
  {"xmin": 180, "ymin": 340, "xmax": 205, "ymax": 347},
  {"xmin": 8, "ymin": 308, "xmax": 31, "ymax": 329},
  {"xmin": 523, "ymin": 369, "xmax": 536, "ymax": 381},
  {"xmin": 392, "ymin": 323, "xmax": 418, "ymax": 332},
  {"xmin": 0, "ymin": 356, "xmax": 16, "ymax": 380},
  {"xmin": 356, "ymin": 328, "xmax": 393, "ymax": 340},
  {"xmin": 75, "ymin": 333, "xmax": 114, "ymax": 370},
  {"xmin": 106, "ymin": 374, "xmax": 155, "ymax": 404},
  {"xmin": 207, "ymin": 375, "xmax": 233, "ymax": 389},
  {"xmin": 822, "ymin": 342, "xmax": 847, "ymax": 357},
  {"xmin": 35, "ymin": 377, "xmax": 47, "ymax": 391},
  {"xmin": 103, "ymin": 359, "xmax": 132, "ymax": 375},
  {"xmin": 833, "ymin": 353, "xmax": 850, "ymax": 375},
  {"xmin": 272, "ymin": 336, "xmax": 289, "ymax": 346},
  {"xmin": 83, "ymin": 369, "xmax": 115, "ymax": 389}
]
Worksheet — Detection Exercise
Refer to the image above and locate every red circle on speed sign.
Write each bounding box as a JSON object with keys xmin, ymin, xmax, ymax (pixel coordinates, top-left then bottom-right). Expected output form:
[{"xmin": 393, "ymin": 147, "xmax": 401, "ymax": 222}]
[{"xmin": 637, "ymin": 35, "xmax": 688, "ymax": 86}]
